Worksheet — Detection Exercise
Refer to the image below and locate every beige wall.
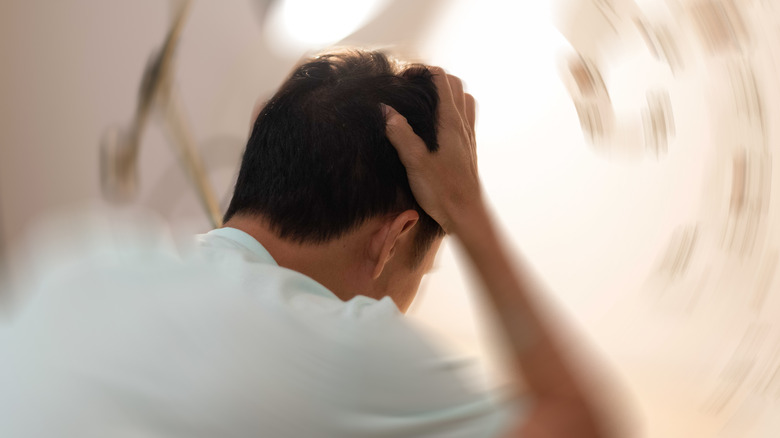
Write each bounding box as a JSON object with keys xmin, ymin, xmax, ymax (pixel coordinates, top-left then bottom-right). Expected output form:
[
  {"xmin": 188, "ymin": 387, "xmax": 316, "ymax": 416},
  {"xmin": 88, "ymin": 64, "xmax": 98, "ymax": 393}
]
[
  {"xmin": 4, "ymin": 1, "xmax": 780, "ymax": 436},
  {"xmin": 0, "ymin": 0, "xmax": 443, "ymax": 289}
]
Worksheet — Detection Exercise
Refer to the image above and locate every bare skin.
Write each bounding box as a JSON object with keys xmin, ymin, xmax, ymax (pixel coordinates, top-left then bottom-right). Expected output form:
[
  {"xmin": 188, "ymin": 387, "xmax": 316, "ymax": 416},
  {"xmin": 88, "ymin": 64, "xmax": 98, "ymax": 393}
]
[
  {"xmin": 231, "ymin": 94, "xmax": 440, "ymax": 314},
  {"xmin": 229, "ymin": 65, "xmax": 609, "ymax": 437},
  {"xmin": 224, "ymin": 210, "xmax": 439, "ymax": 314},
  {"xmin": 384, "ymin": 68, "xmax": 608, "ymax": 438}
]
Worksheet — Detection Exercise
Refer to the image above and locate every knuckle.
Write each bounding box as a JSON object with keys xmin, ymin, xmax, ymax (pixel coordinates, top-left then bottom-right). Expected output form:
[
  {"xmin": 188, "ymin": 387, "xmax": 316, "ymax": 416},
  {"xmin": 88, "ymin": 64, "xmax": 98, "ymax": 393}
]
[
  {"xmin": 428, "ymin": 66, "xmax": 446, "ymax": 76},
  {"xmin": 446, "ymin": 74, "xmax": 462, "ymax": 87},
  {"xmin": 385, "ymin": 116, "xmax": 410, "ymax": 136},
  {"xmin": 386, "ymin": 111, "xmax": 408, "ymax": 127}
]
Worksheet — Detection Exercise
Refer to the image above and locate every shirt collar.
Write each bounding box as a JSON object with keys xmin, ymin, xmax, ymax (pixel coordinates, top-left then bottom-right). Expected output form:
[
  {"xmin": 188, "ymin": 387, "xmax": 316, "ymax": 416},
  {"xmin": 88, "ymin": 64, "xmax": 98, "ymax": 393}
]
[{"xmin": 202, "ymin": 227, "xmax": 279, "ymax": 266}]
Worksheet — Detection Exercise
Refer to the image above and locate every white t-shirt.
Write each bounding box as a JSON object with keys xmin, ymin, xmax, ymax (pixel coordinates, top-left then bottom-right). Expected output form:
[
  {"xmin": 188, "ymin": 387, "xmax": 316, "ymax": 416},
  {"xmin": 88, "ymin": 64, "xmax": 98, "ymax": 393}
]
[{"xmin": 1, "ymin": 226, "xmax": 525, "ymax": 437}]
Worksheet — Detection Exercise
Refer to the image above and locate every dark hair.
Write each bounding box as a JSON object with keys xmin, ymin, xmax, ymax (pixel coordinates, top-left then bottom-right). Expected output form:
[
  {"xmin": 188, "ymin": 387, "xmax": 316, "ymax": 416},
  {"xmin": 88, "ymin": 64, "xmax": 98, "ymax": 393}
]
[{"xmin": 224, "ymin": 49, "xmax": 444, "ymax": 266}]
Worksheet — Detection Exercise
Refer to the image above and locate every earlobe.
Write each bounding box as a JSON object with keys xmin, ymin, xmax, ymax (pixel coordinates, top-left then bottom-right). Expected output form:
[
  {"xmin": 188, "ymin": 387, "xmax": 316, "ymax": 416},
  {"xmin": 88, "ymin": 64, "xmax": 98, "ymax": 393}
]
[{"xmin": 370, "ymin": 210, "xmax": 419, "ymax": 279}]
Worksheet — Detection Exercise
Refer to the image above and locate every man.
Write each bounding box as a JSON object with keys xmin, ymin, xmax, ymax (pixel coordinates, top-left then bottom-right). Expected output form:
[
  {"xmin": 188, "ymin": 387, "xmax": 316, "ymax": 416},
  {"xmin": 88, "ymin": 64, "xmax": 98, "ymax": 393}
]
[{"xmin": 1, "ymin": 50, "xmax": 606, "ymax": 437}]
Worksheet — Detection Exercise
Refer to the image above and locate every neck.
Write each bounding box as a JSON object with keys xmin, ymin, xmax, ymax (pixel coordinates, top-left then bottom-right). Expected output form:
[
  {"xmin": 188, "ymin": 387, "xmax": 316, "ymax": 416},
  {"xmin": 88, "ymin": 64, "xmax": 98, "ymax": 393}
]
[{"xmin": 223, "ymin": 215, "xmax": 378, "ymax": 303}]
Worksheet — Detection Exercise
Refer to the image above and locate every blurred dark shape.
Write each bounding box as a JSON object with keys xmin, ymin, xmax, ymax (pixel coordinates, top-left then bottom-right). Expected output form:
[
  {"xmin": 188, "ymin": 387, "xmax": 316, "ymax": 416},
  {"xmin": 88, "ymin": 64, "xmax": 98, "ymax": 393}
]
[
  {"xmin": 730, "ymin": 148, "xmax": 747, "ymax": 214},
  {"xmin": 718, "ymin": 57, "xmax": 771, "ymax": 258},
  {"xmin": 99, "ymin": 0, "xmax": 222, "ymax": 228},
  {"xmin": 688, "ymin": 0, "xmax": 750, "ymax": 55},
  {"xmin": 562, "ymin": 54, "xmax": 614, "ymax": 146},
  {"xmin": 100, "ymin": 1, "xmax": 189, "ymax": 204},
  {"xmin": 723, "ymin": 148, "xmax": 771, "ymax": 257},
  {"xmin": 145, "ymin": 135, "xmax": 246, "ymax": 221},
  {"xmin": 656, "ymin": 224, "xmax": 699, "ymax": 282},
  {"xmin": 556, "ymin": 0, "xmax": 683, "ymax": 161},
  {"xmin": 726, "ymin": 59, "xmax": 766, "ymax": 142},
  {"xmin": 633, "ymin": 17, "xmax": 684, "ymax": 74},
  {"xmin": 642, "ymin": 90, "xmax": 675, "ymax": 156},
  {"xmin": 100, "ymin": 126, "xmax": 139, "ymax": 203}
]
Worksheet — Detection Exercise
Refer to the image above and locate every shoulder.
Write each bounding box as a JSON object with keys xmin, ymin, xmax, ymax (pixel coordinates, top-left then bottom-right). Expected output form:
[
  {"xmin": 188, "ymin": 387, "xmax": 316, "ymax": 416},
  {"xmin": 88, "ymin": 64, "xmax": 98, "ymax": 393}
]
[{"xmin": 4, "ymin": 223, "xmax": 524, "ymax": 437}]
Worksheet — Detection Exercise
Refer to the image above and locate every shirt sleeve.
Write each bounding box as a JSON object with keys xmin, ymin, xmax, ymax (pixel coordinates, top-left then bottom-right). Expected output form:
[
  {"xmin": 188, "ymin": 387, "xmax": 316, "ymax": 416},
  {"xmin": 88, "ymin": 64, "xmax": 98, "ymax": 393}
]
[{"xmin": 1, "ymin": 229, "xmax": 533, "ymax": 438}]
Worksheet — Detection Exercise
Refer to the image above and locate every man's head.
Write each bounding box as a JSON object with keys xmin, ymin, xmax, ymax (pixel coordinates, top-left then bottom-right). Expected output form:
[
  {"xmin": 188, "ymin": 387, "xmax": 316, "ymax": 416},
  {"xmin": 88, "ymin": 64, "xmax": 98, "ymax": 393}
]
[{"xmin": 223, "ymin": 49, "xmax": 445, "ymax": 310}]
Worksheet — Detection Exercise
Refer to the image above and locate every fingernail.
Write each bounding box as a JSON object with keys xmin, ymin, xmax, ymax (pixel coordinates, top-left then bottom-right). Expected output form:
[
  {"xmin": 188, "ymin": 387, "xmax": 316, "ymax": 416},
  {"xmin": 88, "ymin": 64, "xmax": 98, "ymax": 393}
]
[{"xmin": 380, "ymin": 103, "xmax": 391, "ymax": 118}]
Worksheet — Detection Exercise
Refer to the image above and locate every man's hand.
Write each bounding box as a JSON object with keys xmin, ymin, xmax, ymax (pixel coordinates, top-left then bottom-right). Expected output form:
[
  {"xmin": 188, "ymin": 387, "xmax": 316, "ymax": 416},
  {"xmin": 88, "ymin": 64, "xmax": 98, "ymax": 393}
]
[
  {"xmin": 383, "ymin": 67, "xmax": 481, "ymax": 235},
  {"xmin": 384, "ymin": 67, "xmax": 610, "ymax": 437}
]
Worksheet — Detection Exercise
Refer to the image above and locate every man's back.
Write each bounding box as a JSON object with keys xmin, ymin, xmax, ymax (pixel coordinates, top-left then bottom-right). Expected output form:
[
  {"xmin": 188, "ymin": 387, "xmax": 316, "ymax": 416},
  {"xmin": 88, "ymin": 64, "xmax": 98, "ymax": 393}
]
[
  {"xmin": 2, "ymin": 50, "xmax": 611, "ymax": 437},
  {"xmin": 1, "ymin": 226, "xmax": 519, "ymax": 437}
]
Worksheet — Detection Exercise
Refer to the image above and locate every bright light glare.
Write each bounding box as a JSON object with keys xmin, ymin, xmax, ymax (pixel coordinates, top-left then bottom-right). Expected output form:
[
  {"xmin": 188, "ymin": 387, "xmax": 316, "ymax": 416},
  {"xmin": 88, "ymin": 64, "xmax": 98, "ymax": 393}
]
[
  {"xmin": 421, "ymin": 0, "xmax": 569, "ymax": 140},
  {"xmin": 266, "ymin": 0, "xmax": 390, "ymax": 56}
]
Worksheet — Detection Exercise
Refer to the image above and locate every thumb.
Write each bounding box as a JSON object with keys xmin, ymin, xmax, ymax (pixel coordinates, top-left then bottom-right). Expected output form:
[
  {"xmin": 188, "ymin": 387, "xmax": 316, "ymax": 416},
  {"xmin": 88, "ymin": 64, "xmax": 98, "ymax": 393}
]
[{"xmin": 382, "ymin": 104, "xmax": 427, "ymax": 168}]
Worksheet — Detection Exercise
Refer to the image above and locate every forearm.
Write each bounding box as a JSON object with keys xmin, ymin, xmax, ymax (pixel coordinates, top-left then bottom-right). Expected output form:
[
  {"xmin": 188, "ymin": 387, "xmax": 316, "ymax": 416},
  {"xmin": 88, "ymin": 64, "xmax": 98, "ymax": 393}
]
[
  {"xmin": 383, "ymin": 67, "xmax": 607, "ymax": 436},
  {"xmin": 452, "ymin": 202, "xmax": 600, "ymax": 430}
]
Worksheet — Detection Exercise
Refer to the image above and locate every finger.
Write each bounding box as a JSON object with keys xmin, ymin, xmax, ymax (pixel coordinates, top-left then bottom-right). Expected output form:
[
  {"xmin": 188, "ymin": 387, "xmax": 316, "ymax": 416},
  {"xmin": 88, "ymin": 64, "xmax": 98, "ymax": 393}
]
[
  {"xmin": 447, "ymin": 74, "xmax": 466, "ymax": 118},
  {"xmin": 428, "ymin": 66, "xmax": 458, "ymax": 120},
  {"xmin": 464, "ymin": 93, "xmax": 476, "ymax": 134},
  {"xmin": 383, "ymin": 104, "xmax": 427, "ymax": 167}
]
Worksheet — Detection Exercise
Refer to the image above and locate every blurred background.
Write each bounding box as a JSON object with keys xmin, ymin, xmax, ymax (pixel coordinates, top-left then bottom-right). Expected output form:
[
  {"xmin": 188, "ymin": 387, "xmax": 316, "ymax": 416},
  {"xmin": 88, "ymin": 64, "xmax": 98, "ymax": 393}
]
[{"xmin": 2, "ymin": 0, "xmax": 780, "ymax": 436}]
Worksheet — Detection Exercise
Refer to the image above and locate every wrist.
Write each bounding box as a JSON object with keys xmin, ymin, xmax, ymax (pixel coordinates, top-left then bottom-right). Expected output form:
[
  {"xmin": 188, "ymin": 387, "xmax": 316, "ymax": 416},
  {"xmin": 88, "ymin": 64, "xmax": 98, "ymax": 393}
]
[{"xmin": 448, "ymin": 198, "xmax": 491, "ymax": 241}]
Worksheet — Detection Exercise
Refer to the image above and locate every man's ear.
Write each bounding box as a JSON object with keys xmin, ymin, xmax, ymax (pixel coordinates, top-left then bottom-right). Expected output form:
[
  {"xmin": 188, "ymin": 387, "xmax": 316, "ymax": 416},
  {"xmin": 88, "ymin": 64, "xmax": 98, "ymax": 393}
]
[{"xmin": 370, "ymin": 210, "xmax": 419, "ymax": 279}]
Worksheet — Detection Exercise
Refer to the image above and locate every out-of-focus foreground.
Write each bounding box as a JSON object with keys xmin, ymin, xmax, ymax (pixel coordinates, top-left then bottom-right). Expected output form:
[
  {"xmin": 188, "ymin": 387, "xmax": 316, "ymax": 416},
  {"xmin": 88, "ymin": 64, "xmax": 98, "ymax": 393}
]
[{"xmin": 1, "ymin": 1, "xmax": 780, "ymax": 437}]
